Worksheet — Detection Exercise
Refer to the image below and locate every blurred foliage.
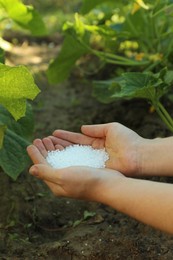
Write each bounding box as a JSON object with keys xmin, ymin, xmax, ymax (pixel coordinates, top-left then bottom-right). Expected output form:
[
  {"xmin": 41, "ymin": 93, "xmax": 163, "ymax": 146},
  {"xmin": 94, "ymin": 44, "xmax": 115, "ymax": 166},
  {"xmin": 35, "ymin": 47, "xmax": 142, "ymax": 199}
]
[
  {"xmin": 46, "ymin": 0, "xmax": 173, "ymax": 133},
  {"xmin": 0, "ymin": 0, "xmax": 41, "ymax": 179},
  {"xmin": 93, "ymin": 68, "xmax": 173, "ymax": 132},
  {"xmin": 47, "ymin": 0, "xmax": 173, "ymax": 83},
  {"xmin": 23, "ymin": 0, "xmax": 82, "ymax": 33},
  {"xmin": 0, "ymin": 0, "xmax": 47, "ymax": 36},
  {"xmin": 23, "ymin": 0, "xmax": 81, "ymax": 13}
]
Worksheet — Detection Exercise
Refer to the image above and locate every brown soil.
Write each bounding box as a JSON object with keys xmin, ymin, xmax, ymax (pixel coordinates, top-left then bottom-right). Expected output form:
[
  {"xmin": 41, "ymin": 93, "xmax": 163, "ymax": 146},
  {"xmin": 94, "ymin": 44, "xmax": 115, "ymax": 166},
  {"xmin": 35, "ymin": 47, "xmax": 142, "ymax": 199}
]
[{"xmin": 1, "ymin": 37, "xmax": 173, "ymax": 260}]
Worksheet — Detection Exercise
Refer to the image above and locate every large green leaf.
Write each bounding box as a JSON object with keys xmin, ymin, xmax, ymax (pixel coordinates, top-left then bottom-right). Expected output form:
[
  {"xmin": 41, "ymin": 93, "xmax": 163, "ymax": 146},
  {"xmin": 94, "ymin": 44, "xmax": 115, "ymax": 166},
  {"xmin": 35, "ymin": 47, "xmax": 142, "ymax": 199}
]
[
  {"xmin": 115, "ymin": 72, "xmax": 156, "ymax": 99},
  {"xmin": 0, "ymin": 0, "xmax": 47, "ymax": 36},
  {"xmin": 0, "ymin": 129, "xmax": 30, "ymax": 180},
  {"xmin": 93, "ymin": 69, "xmax": 173, "ymax": 103},
  {"xmin": 0, "ymin": 124, "xmax": 6, "ymax": 148},
  {"xmin": 0, "ymin": 63, "xmax": 40, "ymax": 120},
  {"xmin": 0, "ymin": 103, "xmax": 34, "ymax": 140},
  {"xmin": 47, "ymin": 34, "xmax": 88, "ymax": 84},
  {"xmin": 0, "ymin": 103, "xmax": 34, "ymax": 180}
]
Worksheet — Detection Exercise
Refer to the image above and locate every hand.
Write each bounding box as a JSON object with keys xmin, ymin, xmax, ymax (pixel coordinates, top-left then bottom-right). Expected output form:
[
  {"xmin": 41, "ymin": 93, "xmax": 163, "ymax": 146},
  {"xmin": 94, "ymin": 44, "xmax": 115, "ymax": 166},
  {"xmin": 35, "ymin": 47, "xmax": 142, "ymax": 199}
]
[
  {"xmin": 34, "ymin": 123, "xmax": 147, "ymax": 176},
  {"xmin": 27, "ymin": 145, "xmax": 124, "ymax": 201}
]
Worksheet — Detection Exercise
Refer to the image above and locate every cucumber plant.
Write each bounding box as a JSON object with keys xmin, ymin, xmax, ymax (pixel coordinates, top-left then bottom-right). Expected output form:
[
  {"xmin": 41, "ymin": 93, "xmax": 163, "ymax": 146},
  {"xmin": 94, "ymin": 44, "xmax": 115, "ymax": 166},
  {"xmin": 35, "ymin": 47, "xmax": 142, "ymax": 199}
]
[
  {"xmin": 93, "ymin": 68, "xmax": 173, "ymax": 132},
  {"xmin": 47, "ymin": 0, "xmax": 173, "ymax": 132}
]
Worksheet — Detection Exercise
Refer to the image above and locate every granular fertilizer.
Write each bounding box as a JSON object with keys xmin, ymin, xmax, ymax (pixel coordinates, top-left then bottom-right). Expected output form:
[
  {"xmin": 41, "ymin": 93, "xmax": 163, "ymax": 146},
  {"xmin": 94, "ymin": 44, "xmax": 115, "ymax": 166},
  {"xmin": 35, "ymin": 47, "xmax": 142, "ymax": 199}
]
[{"xmin": 46, "ymin": 144, "xmax": 109, "ymax": 169}]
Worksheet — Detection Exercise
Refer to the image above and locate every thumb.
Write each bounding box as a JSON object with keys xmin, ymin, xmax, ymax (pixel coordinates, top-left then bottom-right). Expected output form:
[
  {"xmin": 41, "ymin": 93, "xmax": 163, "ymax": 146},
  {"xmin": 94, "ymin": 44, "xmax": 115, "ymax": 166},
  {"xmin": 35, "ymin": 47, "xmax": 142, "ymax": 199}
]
[
  {"xmin": 29, "ymin": 164, "xmax": 58, "ymax": 183},
  {"xmin": 81, "ymin": 124, "xmax": 109, "ymax": 138}
]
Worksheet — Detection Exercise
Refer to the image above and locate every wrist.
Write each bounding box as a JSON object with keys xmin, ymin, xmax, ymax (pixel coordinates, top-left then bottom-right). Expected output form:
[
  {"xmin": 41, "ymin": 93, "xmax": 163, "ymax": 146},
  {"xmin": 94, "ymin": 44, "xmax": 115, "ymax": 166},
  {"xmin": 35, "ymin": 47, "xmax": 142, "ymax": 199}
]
[
  {"xmin": 93, "ymin": 170, "xmax": 126, "ymax": 204},
  {"xmin": 138, "ymin": 137, "xmax": 173, "ymax": 176},
  {"xmin": 137, "ymin": 138, "xmax": 156, "ymax": 176}
]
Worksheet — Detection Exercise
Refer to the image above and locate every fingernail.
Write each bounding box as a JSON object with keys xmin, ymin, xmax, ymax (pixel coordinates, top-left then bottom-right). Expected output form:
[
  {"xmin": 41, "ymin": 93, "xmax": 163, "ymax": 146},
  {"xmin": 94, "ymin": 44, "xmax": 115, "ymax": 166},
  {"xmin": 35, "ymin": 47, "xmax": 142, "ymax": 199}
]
[{"xmin": 29, "ymin": 166, "xmax": 39, "ymax": 177}]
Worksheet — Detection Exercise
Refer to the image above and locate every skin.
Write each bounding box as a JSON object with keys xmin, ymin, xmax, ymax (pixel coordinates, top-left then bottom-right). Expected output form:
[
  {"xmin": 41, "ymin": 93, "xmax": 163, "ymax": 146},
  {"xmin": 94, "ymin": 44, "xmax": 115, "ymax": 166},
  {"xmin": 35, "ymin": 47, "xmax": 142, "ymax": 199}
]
[{"xmin": 27, "ymin": 122, "xmax": 173, "ymax": 234}]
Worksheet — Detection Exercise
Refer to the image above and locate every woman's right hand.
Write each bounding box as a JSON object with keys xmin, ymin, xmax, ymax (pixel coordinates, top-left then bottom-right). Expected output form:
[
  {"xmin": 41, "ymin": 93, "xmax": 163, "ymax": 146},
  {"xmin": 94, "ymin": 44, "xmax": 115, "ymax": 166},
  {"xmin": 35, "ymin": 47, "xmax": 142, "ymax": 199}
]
[{"xmin": 33, "ymin": 123, "xmax": 149, "ymax": 177}]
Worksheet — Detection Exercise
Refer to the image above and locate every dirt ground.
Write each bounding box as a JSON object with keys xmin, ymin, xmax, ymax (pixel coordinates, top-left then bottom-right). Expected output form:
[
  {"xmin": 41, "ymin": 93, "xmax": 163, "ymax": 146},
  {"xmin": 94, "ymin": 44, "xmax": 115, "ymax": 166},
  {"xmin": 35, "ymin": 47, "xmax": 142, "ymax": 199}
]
[{"xmin": 1, "ymin": 35, "xmax": 173, "ymax": 260}]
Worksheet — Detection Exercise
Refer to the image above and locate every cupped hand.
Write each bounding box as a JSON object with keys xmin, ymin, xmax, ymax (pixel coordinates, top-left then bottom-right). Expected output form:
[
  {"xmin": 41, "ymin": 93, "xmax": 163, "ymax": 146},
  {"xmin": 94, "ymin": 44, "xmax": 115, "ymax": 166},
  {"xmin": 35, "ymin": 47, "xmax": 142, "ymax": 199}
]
[
  {"xmin": 33, "ymin": 123, "xmax": 146, "ymax": 176},
  {"xmin": 27, "ymin": 144, "xmax": 124, "ymax": 201}
]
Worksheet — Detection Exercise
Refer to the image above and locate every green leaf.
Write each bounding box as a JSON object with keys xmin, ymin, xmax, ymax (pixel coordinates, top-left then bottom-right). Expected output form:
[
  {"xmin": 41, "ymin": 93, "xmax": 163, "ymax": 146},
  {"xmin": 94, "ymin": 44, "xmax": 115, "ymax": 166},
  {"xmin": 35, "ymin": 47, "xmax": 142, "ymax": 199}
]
[
  {"xmin": 94, "ymin": 72, "xmax": 155, "ymax": 102},
  {"xmin": 83, "ymin": 210, "xmax": 96, "ymax": 220},
  {"xmin": 47, "ymin": 34, "xmax": 88, "ymax": 84},
  {"xmin": 0, "ymin": 63, "xmax": 40, "ymax": 120},
  {"xmin": 0, "ymin": 129, "xmax": 30, "ymax": 180},
  {"xmin": 73, "ymin": 219, "xmax": 82, "ymax": 227},
  {"xmin": 0, "ymin": 0, "xmax": 47, "ymax": 36},
  {"xmin": 0, "ymin": 103, "xmax": 34, "ymax": 140},
  {"xmin": 0, "ymin": 124, "xmax": 6, "ymax": 148},
  {"xmin": 0, "ymin": 104, "xmax": 34, "ymax": 180},
  {"xmin": 93, "ymin": 69, "xmax": 173, "ymax": 104},
  {"xmin": 116, "ymin": 72, "xmax": 155, "ymax": 99},
  {"xmin": 17, "ymin": 6, "xmax": 47, "ymax": 36},
  {"xmin": 163, "ymin": 70, "xmax": 173, "ymax": 85}
]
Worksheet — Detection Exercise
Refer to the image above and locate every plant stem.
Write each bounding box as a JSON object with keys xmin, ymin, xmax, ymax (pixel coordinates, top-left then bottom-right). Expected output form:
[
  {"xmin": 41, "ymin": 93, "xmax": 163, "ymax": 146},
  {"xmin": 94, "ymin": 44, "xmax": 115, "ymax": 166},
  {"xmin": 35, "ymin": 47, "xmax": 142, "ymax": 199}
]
[
  {"xmin": 93, "ymin": 51, "xmax": 150, "ymax": 66},
  {"xmin": 158, "ymin": 102, "xmax": 173, "ymax": 127},
  {"xmin": 105, "ymin": 58, "xmax": 149, "ymax": 66},
  {"xmin": 154, "ymin": 101, "xmax": 173, "ymax": 132},
  {"xmin": 93, "ymin": 50, "xmax": 136, "ymax": 62},
  {"xmin": 78, "ymin": 36, "xmax": 150, "ymax": 67}
]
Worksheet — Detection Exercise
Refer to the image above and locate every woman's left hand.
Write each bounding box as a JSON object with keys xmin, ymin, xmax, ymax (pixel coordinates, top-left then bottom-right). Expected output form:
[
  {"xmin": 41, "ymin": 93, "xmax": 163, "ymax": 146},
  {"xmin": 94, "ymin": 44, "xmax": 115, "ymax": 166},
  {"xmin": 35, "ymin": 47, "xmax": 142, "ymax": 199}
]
[{"xmin": 27, "ymin": 144, "xmax": 124, "ymax": 201}]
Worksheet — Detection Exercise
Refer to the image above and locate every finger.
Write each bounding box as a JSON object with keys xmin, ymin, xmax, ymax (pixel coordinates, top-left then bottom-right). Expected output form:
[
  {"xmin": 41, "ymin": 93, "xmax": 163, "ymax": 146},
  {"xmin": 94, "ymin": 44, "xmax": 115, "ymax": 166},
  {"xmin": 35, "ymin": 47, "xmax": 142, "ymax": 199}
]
[
  {"xmin": 33, "ymin": 139, "xmax": 48, "ymax": 157},
  {"xmin": 52, "ymin": 130, "xmax": 94, "ymax": 145},
  {"xmin": 42, "ymin": 137, "xmax": 55, "ymax": 151},
  {"xmin": 29, "ymin": 164, "xmax": 62, "ymax": 184},
  {"xmin": 28, "ymin": 165, "xmax": 66, "ymax": 196},
  {"xmin": 49, "ymin": 136, "xmax": 73, "ymax": 147},
  {"xmin": 27, "ymin": 145, "xmax": 48, "ymax": 164},
  {"xmin": 81, "ymin": 124, "xmax": 109, "ymax": 138},
  {"xmin": 55, "ymin": 144, "xmax": 64, "ymax": 150}
]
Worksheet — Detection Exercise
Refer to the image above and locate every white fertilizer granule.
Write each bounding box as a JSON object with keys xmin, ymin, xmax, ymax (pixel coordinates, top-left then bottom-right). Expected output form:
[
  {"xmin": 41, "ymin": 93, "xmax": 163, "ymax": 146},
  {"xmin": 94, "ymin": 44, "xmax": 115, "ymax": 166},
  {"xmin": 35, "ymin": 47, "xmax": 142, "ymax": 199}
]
[{"xmin": 46, "ymin": 145, "xmax": 109, "ymax": 169}]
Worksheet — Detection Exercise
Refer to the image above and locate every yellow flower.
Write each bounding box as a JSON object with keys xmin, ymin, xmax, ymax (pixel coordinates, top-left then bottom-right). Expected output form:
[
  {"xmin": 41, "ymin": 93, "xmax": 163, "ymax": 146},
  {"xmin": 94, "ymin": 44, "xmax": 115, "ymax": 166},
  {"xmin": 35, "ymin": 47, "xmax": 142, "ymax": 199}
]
[
  {"xmin": 149, "ymin": 106, "xmax": 155, "ymax": 114},
  {"xmin": 131, "ymin": 0, "xmax": 149, "ymax": 14},
  {"xmin": 135, "ymin": 52, "xmax": 145, "ymax": 61}
]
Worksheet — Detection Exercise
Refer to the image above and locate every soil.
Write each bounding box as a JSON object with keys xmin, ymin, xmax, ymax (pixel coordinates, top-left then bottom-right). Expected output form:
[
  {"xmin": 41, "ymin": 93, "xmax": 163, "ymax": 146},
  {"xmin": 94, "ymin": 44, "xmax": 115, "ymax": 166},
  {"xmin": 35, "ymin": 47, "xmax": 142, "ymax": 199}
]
[{"xmin": 1, "ymin": 35, "xmax": 173, "ymax": 260}]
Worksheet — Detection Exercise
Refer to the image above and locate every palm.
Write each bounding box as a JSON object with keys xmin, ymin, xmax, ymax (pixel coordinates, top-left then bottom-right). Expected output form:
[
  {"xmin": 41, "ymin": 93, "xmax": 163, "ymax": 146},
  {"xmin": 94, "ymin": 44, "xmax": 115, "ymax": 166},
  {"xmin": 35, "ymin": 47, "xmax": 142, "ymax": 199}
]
[{"xmin": 31, "ymin": 123, "xmax": 141, "ymax": 176}]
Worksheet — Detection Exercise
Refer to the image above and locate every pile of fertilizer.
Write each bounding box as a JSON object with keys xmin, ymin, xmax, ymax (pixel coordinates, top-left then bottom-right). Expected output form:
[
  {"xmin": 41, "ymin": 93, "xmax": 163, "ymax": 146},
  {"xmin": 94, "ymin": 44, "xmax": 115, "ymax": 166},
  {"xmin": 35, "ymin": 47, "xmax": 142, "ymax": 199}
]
[{"xmin": 46, "ymin": 144, "xmax": 109, "ymax": 169}]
